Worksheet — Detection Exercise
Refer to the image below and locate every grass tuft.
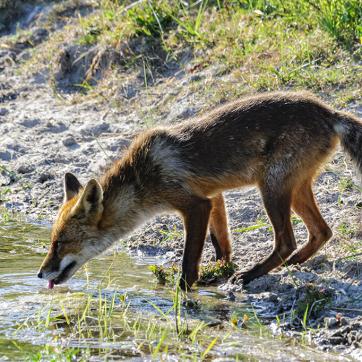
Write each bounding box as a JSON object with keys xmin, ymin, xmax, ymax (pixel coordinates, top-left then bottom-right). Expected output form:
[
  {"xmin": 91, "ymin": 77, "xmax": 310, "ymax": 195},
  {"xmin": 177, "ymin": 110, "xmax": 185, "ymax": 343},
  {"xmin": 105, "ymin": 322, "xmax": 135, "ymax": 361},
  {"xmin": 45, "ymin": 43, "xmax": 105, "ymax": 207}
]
[
  {"xmin": 18, "ymin": 0, "xmax": 361, "ymax": 105},
  {"xmin": 149, "ymin": 260, "xmax": 237, "ymax": 286},
  {"xmin": 198, "ymin": 260, "xmax": 237, "ymax": 284},
  {"xmin": 149, "ymin": 264, "xmax": 179, "ymax": 285},
  {"xmin": 295, "ymin": 284, "xmax": 332, "ymax": 323}
]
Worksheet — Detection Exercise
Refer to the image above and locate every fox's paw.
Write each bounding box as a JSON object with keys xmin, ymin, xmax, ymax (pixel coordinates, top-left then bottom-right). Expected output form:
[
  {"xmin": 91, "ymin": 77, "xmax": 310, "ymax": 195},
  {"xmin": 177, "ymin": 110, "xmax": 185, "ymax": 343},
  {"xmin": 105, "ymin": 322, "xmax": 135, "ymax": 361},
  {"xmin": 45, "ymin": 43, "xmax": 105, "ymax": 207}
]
[
  {"xmin": 227, "ymin": 271, "xmax": 254, "ymax": 286},
  {"xmin": 180, "ymin": 270, "xmax": 198, "ymax": 291},
  {"xmin": 179, "ymin": 277, "xmax": 191, "ymax": 292}
]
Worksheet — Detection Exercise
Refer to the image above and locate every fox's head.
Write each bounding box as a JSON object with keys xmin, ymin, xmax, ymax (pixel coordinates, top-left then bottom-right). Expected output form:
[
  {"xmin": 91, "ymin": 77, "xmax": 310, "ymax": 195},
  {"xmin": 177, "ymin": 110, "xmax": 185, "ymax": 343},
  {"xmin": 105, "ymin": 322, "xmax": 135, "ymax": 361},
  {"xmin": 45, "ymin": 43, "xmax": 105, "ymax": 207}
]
[{"xmin": 38, "ymin": 173, "xmax": 105, "ymax": 288}]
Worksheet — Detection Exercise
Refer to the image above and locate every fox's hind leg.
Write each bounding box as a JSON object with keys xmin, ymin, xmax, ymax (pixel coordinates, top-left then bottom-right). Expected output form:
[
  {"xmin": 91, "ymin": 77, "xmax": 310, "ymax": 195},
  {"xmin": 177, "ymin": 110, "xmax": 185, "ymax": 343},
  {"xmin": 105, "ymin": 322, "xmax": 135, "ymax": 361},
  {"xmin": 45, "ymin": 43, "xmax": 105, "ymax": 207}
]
[
  {"xmin": 230, "ymin": 184, "xmax": 297, "ymax": 285},
  {"xmin": 287, "ymin": 180, "xmax": 332, "ymax": 265},
  {"xmin": 209, "ymin": 193, "xmax": 232, "ymax": 261}
]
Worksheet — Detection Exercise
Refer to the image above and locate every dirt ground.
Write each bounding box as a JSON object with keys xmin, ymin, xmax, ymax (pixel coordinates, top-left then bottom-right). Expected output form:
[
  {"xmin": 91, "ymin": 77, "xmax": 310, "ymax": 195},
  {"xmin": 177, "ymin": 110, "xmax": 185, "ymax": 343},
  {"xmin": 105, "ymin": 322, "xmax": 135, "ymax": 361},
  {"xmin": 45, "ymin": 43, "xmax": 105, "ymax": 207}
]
[{"xmin": 0, "ymin": 1, "xmax": 361, "ymax": 358}]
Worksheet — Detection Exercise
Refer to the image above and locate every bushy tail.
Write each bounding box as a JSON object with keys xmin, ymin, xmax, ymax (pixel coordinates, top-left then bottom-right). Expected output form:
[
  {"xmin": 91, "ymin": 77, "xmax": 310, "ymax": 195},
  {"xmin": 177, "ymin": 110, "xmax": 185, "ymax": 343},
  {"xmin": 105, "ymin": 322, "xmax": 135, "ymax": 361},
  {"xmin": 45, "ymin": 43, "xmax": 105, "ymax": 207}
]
[{"xmin": 333, "ymin": 111, "xmax": 362, "ymax": 179}]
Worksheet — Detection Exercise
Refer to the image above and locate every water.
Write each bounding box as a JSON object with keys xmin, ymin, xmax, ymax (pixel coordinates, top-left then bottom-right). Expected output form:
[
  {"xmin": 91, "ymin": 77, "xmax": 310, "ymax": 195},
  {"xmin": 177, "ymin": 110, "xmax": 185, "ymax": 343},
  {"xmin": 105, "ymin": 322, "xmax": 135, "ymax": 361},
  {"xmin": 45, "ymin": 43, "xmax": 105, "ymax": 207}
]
[{"xmin": 0, "ymin": 219, "xmax": 350, "ymax": 361}]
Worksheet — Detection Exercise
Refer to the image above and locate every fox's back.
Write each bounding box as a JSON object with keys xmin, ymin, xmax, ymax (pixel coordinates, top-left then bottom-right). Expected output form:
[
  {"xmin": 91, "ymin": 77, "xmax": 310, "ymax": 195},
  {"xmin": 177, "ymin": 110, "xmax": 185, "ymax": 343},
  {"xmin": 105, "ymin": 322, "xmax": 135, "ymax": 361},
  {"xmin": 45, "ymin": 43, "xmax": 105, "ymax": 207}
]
[
  {"xmin": 121, "ymin": 92, "xmax": 339, "ymax": 198},
  {"xmin": 167, "ymin": 93, "xmax": 336, "ymax": 188}
]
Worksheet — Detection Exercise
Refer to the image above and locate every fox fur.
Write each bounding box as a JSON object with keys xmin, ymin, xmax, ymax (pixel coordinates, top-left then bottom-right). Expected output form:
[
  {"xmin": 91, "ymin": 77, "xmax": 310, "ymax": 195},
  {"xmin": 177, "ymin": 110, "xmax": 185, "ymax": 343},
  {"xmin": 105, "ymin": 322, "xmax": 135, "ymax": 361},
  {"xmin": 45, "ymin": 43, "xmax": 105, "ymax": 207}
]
[{"xmin": 38, "ymin": 92, "xmax": 362, "ymax": 289}]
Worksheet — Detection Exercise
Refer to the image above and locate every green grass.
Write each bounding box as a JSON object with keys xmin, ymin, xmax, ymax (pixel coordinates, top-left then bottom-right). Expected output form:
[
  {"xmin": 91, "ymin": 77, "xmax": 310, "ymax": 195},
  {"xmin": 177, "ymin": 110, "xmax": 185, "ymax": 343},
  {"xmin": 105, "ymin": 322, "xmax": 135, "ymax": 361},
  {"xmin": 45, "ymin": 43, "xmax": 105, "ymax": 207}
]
[
  {"xmin": 149, "ymin": 263, "xmax": 179, "ymax": 285},
  {"xmin": 230, "ymin": 308, "xmax": 266, "ymax": 335},
  {"xmin": 19, "ymin": 0, "xmax": 361, "ymax": 107},
  {"xmin": 295, "ymin": 284, "xmax": 332, "ymax": 324},
  {"xmin": 79, "ymin": 0, "xmax": 361, "ymax": 50},
  {"xmin": 339, "ymin": 177, "xmax": 357, "ymax": 192},
  {"xmin": 17, "ymin": 260, "xmax": 223, "ymax": 360},
  {"xmin": 337, "ymin": 221, "xmax": 356, "ymax": 238},
  {"xmin": 18, "ymin": 283, "xmax": 226, "ymax": 360},
  {"xmin": 316, "ymin": 0, "xmax": 362, "ymax": 48},
  {"xmin": 337, "ymin": 220, "xmax": 362, "ymax": 258},
  {"xmin": 198, "ymin": 260, "xmax": 237, "ymax": 284},
  {"xmin": 149, "ymin": 260, "xmax": 238, "ymax": 286},
  {"xmin": 0, "ymin": 187, "xmax": 11, "ymax": 203},
  {"xmin": 234, "ymin": 218, "xmax": 271, "ymax": 233},
  {"xmin": 159, "ymin": 225, "xmax": 183, "ymax": 244}
]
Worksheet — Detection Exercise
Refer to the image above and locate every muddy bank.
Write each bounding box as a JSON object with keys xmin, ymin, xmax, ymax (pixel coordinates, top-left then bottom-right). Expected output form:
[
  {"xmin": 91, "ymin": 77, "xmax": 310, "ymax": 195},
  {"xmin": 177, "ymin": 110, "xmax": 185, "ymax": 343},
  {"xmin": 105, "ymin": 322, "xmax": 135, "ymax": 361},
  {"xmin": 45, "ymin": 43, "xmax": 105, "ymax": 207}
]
[{"xmin": 0, "ymin": 2, "xmax": 361, "ymax": 358}]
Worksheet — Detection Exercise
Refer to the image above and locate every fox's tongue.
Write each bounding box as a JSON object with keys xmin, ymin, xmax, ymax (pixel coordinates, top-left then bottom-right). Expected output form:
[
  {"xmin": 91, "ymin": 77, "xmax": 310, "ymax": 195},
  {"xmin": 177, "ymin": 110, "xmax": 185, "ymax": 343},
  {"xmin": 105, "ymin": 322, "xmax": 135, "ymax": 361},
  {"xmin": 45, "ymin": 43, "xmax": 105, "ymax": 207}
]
[{"xmin": 48, "ymin": 280, "xmax": 55, "ymax": 289}]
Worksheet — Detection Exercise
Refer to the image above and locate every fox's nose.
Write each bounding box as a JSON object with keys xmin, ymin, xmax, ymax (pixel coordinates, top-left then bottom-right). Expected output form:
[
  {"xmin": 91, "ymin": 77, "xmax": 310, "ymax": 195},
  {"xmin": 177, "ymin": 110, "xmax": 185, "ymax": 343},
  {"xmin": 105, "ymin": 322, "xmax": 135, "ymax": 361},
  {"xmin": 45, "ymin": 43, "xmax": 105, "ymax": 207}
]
[{"xmin": 37, "ymin": 271, "xmax": 43, "ymax": 279}]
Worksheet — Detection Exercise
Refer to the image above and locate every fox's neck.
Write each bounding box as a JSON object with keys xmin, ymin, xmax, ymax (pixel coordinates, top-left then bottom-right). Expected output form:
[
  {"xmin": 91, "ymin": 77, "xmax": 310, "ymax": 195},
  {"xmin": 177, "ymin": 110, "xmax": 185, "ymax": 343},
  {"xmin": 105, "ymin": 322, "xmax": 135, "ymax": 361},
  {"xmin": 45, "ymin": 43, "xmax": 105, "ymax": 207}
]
[{"xmin": 97, "ymin": 158, "xmax": 163, "ymax": 241}]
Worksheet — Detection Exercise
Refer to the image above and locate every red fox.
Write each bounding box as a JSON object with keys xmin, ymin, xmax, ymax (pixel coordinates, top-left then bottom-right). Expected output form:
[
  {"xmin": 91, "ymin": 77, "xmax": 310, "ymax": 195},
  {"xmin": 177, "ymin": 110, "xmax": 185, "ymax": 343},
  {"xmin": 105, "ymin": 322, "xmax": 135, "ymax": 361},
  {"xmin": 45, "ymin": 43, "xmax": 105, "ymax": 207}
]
[{"xmin": 38, "ymin": 92, "xmax": 362, "ymax": 290}]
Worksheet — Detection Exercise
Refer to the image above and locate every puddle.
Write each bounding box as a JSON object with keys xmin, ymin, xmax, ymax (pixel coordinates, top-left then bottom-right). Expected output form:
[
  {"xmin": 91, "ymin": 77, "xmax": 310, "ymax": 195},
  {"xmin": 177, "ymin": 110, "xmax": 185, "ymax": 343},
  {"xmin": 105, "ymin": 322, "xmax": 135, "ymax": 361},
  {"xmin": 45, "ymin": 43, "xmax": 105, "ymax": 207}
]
[{"xmin": 0, "ymin": 219, "xmax": 352, "ymax": 361}]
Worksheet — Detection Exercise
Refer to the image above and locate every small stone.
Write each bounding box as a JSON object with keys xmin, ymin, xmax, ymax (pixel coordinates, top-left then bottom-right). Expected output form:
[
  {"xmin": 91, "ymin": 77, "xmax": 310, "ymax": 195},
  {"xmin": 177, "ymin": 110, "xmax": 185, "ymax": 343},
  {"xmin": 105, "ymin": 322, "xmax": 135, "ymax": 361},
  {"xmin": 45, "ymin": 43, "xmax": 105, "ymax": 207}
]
[
  {"xmin": 325, "ymin": 317, "xmax": 338, "ymax": 329},
  {"xmin": 63, "ymin": 136, "xmax": 77, "ymax": 147},
  {"xmin": 0, "ymin": 168, "xmax": 16, "ymax": 186},
  {"xmin": 44, "ymin": 121, "xmax": 67, "ymax": 133},
  {"xmin": 339, "ymin": 317, "xmax": 349, "ymax": 327},
  {"xmin": 177, "ymin": 107, "xmax": 198, "ymax": 119},
  {"xmin": 329, "ymin": 336, "xmax": 345, "ymax": 345},
  {"xmin": 226, "ymin": 291, "xmax": 236, "ymax": 301},
  {"xmin": 190, "ymin": 74, "xmax": 203, "ymax": 82},
  {"xmin": 80, "ymin": 122, "xmax": 110, "ymax": 136},
  {"xmin": 30, "ymin": 28, "xmax": 49, "ymax": 45},
  {"xmin": 0, "ymin": 151, "xmax": 11, "ymax": 161},
  {"xmin": 20, "ymin": 118, "xmax": 40, "ymax": 128},
  {"xmin": 17, "ymin": 50, "xmax": 31, "ymax": 62},
  {"xmin": 17, "ymin": 164, "xmax": 35, "ymax": 174},
  {"xmin": 38, "ymin": 173, "xmax": 54, "ymax": 183},
  {"xmin": 0, "ymin": 108, "xmax": 9, "ymax": 116}
]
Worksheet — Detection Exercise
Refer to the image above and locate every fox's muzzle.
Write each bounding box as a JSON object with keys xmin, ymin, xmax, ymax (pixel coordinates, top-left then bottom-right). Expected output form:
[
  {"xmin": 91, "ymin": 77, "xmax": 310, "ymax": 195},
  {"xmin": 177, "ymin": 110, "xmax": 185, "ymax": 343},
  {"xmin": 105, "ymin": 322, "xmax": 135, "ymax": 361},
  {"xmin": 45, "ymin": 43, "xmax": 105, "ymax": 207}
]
[
  {"xmin": 37, "ymin": 250, "xmax": 61, "ymax": 278},
  {"xmin": 37, "ymin": 252, "xmax": 79, "ymax": 288}
]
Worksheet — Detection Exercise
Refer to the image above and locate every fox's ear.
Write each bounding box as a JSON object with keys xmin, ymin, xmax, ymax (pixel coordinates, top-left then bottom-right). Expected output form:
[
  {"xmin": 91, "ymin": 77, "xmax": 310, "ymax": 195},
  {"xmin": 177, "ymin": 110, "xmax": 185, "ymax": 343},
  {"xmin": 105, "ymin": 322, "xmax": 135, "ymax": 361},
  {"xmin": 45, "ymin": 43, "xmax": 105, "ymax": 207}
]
[
  {"xmin": 73, "ymin": 179, "xmax": 103, "ymax": 221},
  {"xmin": 64, "ymin": 173, "xmax": 82, "ymax": 202}
]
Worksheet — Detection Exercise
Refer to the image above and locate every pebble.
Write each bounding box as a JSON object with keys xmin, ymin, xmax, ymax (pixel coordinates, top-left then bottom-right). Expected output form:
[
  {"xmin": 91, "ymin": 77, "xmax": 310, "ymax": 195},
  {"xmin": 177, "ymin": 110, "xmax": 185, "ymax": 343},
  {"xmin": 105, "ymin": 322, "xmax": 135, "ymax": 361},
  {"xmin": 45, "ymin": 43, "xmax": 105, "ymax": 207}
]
[
  {"xmin": 63, "ymin": 136, "xmax": 77, "ymax": 147},
  {"xmin": 0, "ymin": 151, "xmax": 11, "ymax": 161},
  {"xmin": 38, "ymin": 173, "xmax": 54, "ymax": 183},
  {"xmin": 17, "ymin": 164, "xmax": 35, "ymax": 174},
  {"xmin": 0, "ymin": 108, "xmax": 9, "ymax": 116}
]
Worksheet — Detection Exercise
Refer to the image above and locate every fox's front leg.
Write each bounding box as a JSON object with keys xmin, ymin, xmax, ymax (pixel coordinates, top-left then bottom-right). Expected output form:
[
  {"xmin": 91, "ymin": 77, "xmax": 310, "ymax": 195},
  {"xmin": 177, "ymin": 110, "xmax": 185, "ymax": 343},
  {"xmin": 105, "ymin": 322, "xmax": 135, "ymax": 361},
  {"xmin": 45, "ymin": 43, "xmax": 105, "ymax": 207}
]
[{"xmin": 179, "ymin": 197, "xmax": 212, "ymax": 291}]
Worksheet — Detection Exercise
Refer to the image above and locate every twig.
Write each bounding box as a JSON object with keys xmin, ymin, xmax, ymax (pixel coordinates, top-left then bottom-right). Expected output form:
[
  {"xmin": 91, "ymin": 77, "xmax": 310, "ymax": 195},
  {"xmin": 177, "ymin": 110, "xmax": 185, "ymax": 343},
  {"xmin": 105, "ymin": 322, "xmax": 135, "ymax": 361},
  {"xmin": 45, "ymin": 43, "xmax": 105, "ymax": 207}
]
[
  {"xmin": 95, "ymin": 137, "xmax": 112, "ymax": 162},
  {"xmin": 333, "ymin": 252, "xmax": 362, "ymax": 262},
  {"xmin": 333, "ymin": 307, "xmax": 362, "ymax": 313},
  {"xmin": 123, "ymin": 0, "xmax": 146, "ymax": 14},
  {"xmin": 304, "ymin": 0, "xmax": 321, "ymax": 12}
]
